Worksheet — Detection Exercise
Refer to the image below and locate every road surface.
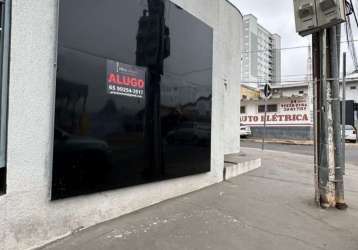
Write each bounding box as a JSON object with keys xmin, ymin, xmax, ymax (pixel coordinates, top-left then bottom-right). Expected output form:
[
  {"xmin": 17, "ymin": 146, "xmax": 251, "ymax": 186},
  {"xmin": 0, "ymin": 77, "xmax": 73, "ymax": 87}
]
[
  {"xmin": 41, "ymin": 148, "xmax": 358, "ymax": 250},
  {"xmin": 242, "ymin": 140, "xmax": 358, "ymax": 165}
]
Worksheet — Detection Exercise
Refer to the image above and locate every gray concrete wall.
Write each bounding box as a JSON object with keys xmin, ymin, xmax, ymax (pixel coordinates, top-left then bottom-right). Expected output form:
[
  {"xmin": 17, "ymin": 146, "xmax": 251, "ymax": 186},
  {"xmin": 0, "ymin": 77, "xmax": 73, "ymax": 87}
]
[
  {"xmin": 0, "ymin": 1, "xmax": 243, "ymax": 250},
  {"xmin": 251, "ymin": 126, "xmax": 314, "ymax": 140}
]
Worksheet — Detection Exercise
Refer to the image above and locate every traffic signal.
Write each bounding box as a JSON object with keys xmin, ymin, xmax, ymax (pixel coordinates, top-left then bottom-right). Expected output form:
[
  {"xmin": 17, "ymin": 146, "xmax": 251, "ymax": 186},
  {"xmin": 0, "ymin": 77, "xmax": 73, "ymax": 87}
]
[{"xmin": 264, "ymin": 83, "xmax": 272, "ymax": 98}]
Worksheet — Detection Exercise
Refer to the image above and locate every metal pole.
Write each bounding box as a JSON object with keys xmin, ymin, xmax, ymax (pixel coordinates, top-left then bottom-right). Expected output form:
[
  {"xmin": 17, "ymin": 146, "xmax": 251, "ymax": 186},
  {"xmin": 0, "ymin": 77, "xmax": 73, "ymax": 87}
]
[
  {"xmin": 342, "ymin": 53, "xmax": 346, "ymax": 165},
  {"xmin": 312, "ymin": 33, "xmax": 321, "ymax": 205},
  {"xmin": 319, "ymin": 29, "xmax": 335, "ymax": 208},
  {"xmin": 262, "ymin": 98, "xmax": 267, "ymax": 151},
  {"xmin": 329, "ymin": 25, "xmax": 347, "ymax": 209},
  {"xmin": 335, "ymin": 52, "xmax": 348, "ymax": 209},
  {"xmin": 313, "ymin": 77, "xmax": 319, "ymax": 204}
]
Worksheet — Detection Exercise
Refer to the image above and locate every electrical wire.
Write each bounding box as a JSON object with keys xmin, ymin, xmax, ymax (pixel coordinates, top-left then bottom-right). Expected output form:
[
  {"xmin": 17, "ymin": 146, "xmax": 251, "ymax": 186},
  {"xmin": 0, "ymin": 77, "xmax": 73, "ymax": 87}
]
[
  {"xmin": 241, "ymin": 39, "xmax": 358, "ymax": 54},
  {"xmin": 345, "ymin": 22, "xmax": 357, "ymax": 68},
  {"xmin": 349, "ymin": 0, "xmax": 358, "ymax": 27},
  {"xmin": 240, "ymin": 77, "xmax": 351, "ymax": 85},
  {"xmin": 344, "ymin": 0, "xmax": 358, "ymax": 70}
]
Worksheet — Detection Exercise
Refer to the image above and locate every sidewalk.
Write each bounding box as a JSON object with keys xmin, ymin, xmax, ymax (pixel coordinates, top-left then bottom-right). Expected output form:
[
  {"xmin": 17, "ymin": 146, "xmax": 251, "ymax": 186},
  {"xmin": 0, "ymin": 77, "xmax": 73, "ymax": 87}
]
[{"xmin": 40, "ymin": 148, "xmax": 358, "ymax": 250}]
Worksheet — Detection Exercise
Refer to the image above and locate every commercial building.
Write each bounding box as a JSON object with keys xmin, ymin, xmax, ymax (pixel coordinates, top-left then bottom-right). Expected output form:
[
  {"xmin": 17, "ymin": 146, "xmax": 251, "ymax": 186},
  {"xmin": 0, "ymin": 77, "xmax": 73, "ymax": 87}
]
[
  {"xmin": 241, "ymin": 82, "xmax": 314, "ymax": 140},
  {"xmin": 241, "ymin": 14, "xmax": 281, "ymax": 88},
  {"xmin": 343, "ymin": 72, "xmax": 358, "ymax": 128},
  {"xmin": 0, "ymin": 1, "xmax": 243, "ymax": 249},
  {"xmin": 239, "ymin": 70, "xmax": 358, "ymax": 140}
]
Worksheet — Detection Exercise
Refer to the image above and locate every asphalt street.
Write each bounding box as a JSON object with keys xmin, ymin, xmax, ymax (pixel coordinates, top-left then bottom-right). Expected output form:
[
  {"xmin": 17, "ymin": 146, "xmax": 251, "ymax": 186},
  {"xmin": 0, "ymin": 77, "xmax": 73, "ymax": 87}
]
[{"xmin": 242, "ymin": 140, "xmax": 358, "ymax": 165}]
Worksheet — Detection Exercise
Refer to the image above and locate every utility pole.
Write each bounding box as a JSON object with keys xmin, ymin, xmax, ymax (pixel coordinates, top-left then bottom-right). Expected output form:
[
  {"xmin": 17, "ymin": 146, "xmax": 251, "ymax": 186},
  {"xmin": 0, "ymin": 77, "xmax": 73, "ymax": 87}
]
[
  {"xmin": 318, "ymin": 29, "xmax": 336, "ymax": 208},
  {"xmin": 329, "ymin": 25, "xmax": 346, "ymax": 209},
  {"xmin": 312, "ymin": 33, "xmax": 321, "ymax": 204},
  {"xmin": 342, "ymin": 53, "xmax": 347, "ymax": 165},
  {"xmin": 336, "ymin": 52, "xmax": 348, "ymax": 209},
  {"xmin": 294, "ymin": 0, "xmax": 347, "ymax": 209}
]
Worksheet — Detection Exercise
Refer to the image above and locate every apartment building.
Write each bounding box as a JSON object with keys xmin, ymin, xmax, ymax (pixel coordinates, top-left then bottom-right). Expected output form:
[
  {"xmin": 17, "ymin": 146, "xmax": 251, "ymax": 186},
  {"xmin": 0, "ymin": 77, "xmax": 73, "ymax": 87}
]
[{"xmin": 242, "ymin": 14, "xmax": 281, "ymax": 88}]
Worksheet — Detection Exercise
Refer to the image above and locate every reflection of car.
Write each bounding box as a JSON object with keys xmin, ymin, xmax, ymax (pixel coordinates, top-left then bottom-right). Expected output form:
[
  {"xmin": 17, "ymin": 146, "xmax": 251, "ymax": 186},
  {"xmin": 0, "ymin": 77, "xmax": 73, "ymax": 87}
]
[
  {"xmin": 166, "ymin": 122, "xmax": 210, "ymax": 145},
  {"xmin": 53, "ymin": 128, "xmax": 112, "ymax": 196},
  {"xmin": 54, "ymin": 128, "xmax": 111, "ymax": 155},
  {"xmin": 345, "ymin": 125, "xmax": 357, "ymax": 143},
  {"xmin": 240, "ymin": 123, "xmax": 252, "ymax": 138}
]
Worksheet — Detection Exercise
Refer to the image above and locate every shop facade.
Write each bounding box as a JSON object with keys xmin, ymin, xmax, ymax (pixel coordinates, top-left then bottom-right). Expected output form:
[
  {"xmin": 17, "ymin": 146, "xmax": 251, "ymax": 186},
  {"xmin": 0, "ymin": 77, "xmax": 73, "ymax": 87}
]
[
  {"xmin": 0, "ymin": 1, "xmax": 243, "ymax": 249},
  {"xmin": 240, "ymin": 83, "xmax": 314, "ymax": 140}
]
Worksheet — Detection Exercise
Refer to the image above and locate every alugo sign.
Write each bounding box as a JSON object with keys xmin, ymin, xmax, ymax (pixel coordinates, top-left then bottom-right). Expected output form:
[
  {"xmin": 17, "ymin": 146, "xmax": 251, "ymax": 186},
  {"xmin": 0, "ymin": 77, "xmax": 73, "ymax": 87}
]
[{"xmin": 107, "ymin": 60, "xmax": 146, "ymax": 98}]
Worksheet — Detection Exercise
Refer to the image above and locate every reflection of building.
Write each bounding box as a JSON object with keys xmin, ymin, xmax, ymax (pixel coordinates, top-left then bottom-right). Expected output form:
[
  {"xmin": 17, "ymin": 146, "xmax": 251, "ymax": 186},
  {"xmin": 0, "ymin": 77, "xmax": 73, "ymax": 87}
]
[
  {"xmin": 181, "ymin": 95, "xmax": 212, "ymax": 119},
  {"xmin": 241, "ymin": 82, "xmax": 314, "ymax": 140},
  {"xmin": 241, "ymin": 14, "xmax": 281, "ymax": 88},
  {"xmin": 161, "ymin": 75, "xmax": 211, "ymax": 107}
]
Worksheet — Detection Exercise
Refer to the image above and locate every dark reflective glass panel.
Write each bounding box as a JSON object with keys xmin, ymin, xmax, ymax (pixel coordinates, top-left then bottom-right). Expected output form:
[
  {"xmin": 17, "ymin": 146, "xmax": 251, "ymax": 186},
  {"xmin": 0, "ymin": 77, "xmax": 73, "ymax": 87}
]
[
  {"xmin": 52, "ymin": 0, "xmax": 213, "ymax": 200},
  {"xmin": 0, "ymin": 167, "xmax": 5, "ymax": 194}
]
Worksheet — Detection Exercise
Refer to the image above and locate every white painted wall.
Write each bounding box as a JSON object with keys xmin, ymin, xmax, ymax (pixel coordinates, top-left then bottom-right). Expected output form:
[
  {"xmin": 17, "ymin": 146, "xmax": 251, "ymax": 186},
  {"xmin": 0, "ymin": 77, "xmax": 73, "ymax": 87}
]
[
  {"xmin": 241, "ymin": 96, "xmax": 312, "ymax": 126},
  {"xmin": 346, "ymin": 82, "xmax": 358, "ymax": 102},
  {"xmin": 0, "ymin": 1, "xmax": 243, "ymax": 249},
  {"xmin": 221, "ymin": 1, "xmax": 242, "ymax": 154},
  {"xmin": 280, "ymin": 87, "xmax": 308, "ymax": 97}
]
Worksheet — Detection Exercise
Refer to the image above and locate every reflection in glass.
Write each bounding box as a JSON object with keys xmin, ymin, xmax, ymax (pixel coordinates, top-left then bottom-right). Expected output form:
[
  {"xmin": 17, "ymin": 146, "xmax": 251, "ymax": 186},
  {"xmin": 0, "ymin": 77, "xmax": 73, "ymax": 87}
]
[{"xmin": 52, "ymin": 0, "xmax": 213, "ymax": 200}]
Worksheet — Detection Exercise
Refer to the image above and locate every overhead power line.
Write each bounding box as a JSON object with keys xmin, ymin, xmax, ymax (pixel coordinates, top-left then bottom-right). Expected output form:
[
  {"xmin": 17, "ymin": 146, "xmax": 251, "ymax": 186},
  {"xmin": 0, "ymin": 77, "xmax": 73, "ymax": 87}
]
[
  {"xmin": 241, "ymin": 39, "xmax": 358, "ymax": 54},
  {"xmin": 345, "ymin": 0, "xmax": 358, "ymax": 70}
]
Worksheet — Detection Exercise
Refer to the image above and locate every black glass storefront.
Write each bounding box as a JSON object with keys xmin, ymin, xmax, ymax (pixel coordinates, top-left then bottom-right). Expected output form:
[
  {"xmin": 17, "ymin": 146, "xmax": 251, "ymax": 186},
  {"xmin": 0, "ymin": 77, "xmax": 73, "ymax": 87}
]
[
  {"xmin": 52, "ymin": 0, "xmax": 213, "ymax": 200},
  {"xmin": 0, "ymin": 167, "xmax": 5, "ymax": 194}
]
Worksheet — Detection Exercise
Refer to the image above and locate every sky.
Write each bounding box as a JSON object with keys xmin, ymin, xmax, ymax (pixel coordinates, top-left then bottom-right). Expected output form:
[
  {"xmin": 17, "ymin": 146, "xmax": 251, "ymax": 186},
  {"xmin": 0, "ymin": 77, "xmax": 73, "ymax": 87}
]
[{"xmin": 230, "ymin": 0, "xmax": 358, "ymax": 82}]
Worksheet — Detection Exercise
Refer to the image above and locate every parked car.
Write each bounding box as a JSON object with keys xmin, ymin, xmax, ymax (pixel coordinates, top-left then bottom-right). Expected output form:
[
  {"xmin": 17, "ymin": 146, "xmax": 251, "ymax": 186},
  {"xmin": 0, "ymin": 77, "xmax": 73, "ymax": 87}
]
[
  {"xmin": 240, "ymin": 123, "xmax": 252, "ymax": 138},
  {"xmin": 345, "ymin": 125, "xmax": 357, "ymax": 143}
]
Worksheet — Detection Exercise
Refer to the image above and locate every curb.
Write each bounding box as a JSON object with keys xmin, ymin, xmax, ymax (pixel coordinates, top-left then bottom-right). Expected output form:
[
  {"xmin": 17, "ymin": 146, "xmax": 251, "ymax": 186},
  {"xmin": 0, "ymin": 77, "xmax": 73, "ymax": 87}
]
[
  {"xmin": 242, "ymin": 138, "xmax": 313, "ymax": 146},
  {"xmin": 242, "ymin": 138, "xmax": 358, "ymax": 146},
  {"xmin": 224, "ymin": 158, "xmax": 262, "ymax": 181}
]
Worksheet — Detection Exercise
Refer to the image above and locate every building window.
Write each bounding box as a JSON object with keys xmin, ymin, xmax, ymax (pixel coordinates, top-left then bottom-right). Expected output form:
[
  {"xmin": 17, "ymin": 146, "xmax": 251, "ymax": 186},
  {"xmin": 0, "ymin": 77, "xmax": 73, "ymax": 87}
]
[
  {"xmin": 299, "ymin": 90, "xmax": 304, "ymax": 94},
  {"xmin": 240, "ymin": 106, "xmax": 246, "ymax": 114},
  {"xmin": 350, "ymin": 86, "xmax": 357, "ymax": 90},
  {"xmin": 258, "ymin": 104, "xmax": 277, "ymax": 113},
  {"xmin": 0, "ymin": 0, "xmax": 10, "ymax": 195}
]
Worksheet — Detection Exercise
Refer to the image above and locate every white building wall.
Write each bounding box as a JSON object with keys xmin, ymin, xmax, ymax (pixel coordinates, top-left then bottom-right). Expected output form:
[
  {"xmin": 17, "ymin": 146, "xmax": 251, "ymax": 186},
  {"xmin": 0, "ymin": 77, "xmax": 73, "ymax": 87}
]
[
  {"xmin": 272, "ymin": 34, "xmax": 281, "ymax": 83},
  {"xmin": 280, "ymin": 86, "xmax": 308, "ymax": 97},
  {"xmin": 241, "ymin": 96, "xmax": 312, "ymax": 126},
  {"xmin": 0, "ymin": 1, "xmax": 243, "ymax": 250},
  {"xmin": 346, "ymin": 82, "xmax": 358, "ymax": 102},
  {"xmin": 221, "ymin": 1, "xmax": 242, "ymax": 154}
]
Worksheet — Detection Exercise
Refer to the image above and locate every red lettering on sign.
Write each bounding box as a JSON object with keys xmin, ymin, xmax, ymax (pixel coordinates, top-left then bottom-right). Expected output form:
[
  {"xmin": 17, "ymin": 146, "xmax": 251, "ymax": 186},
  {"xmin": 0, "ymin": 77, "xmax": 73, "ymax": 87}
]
[
  {"xmin": 108, "ymin": 73, "xmax": 117, "ymax": 84},
  {"xmin": 138, "ymin": 80, "xmax": 145, "ymax": 89},
  {"xmin": 108, "ymin": 73, "xmax": 145, "ymax": 89}
]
